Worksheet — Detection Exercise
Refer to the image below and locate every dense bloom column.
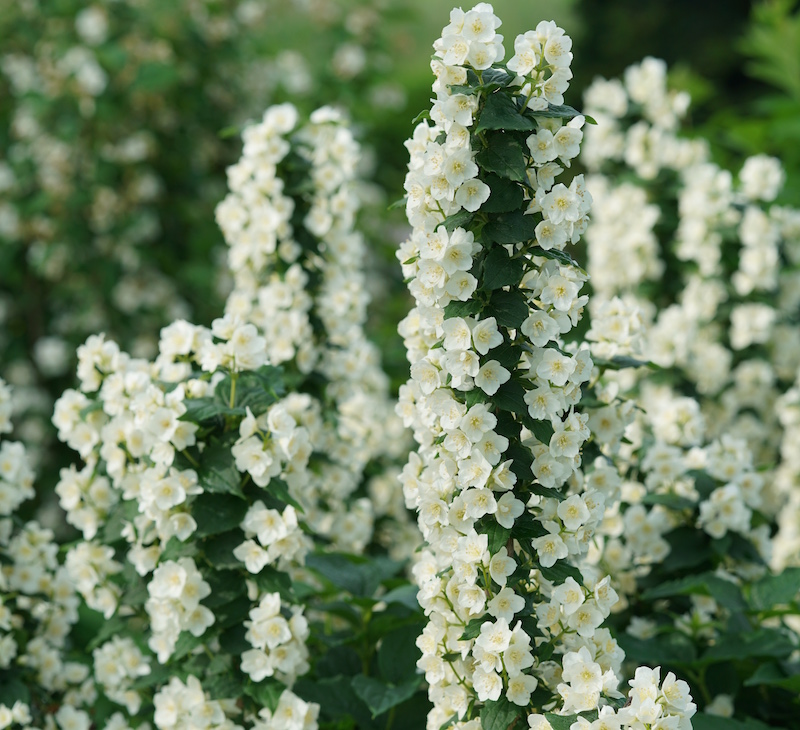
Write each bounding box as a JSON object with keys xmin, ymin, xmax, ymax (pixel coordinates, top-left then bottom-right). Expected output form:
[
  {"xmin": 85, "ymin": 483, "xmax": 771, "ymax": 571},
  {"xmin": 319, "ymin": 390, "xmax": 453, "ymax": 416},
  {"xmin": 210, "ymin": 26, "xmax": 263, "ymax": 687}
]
[{"xmin": 397, "ymin": 5, "xmax": 695, "ymax": 730}]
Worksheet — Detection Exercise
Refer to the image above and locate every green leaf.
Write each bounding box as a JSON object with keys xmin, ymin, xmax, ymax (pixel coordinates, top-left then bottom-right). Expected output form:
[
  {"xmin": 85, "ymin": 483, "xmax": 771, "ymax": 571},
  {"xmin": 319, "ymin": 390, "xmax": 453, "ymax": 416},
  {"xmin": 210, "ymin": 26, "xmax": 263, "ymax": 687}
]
[
  {"xmin": 642, "ymin": 573, "xmax": 747, "ymax": 612},
  {"xmin": 134, "ymin": 62, "xmax": 180, "ymax": 91},
  {"xmin": 87, "ymin": 616, "xmax": 129, "ymax": 650},
  {"xmin": 702, "ymin": 628, "xmax": 795, "ymax": 663},
  {"xmin": 691, "ymin": 713, "xmax": 776, "ymax": 730},
  {"xmin": 744, "ymin": 662, "xmax": 800, "ymax": 692},
  {"xmin": 617, "ymin": 632, "xmax": 697, "ymax": 665},
  {"xmin": 480, "ymin": 696, "xmax": 522, "ymax": 730},
  {"xmin": 204, "ymin": 569, "xmax": 243, "ymax": 608},
  {"xmin": 511, "ymin": 512, "xmax": 547, "ymax": 541},
  {"xmin": 443, "ymin": 299, "xmax": 483, "ymax": 320},
  {"xmin": 476, "ymin": 90, "xmax": 538, "ymax": 132},
  {"xmin": 527, "ymin": 418, "xmax": 556, "ymax": 446},
  {"xmin": 244, "ymin": 678, "xmax": 285, "ymax": 712},
  {"xmin": 101, "ymin": 499, "xmax": 139, "ymax": 543},
  {"xmin": 197, "ymin": 436, "xmax": 245, "ymax": 498},
  {"xmin": 253, "ymin": 566, "xmax": 296, "ymax": 601},
  {"xmin": 489, "ymin": 339, "xmax": 522, "ymax": 370},
  {"xmin": 381, "ymin": 584, "xmax": 421, "ymax": 612},
  {"xmin": 660, "ymin": 526, "xmax": 712, "ymax": 571},
  {"xmin": 476, "ymin": 132, "xmax": 528, "ymax": 183},
  {"xmin": 439, "ymin": 210, "xmax": 474, "ymax": 233},
  {"xmin": 539, "ymin": 560, "xmax": 583, "ymax": 585},
  {"xmin": 485, "ymin": 519, "xmax": 512, "ymax": 555},
  {"xmin": 203, "ymin": 529, "xmax": 245, "ymax": 570},
  {"xmin": 641, "ymin": 493, "xmax": 696, "ymax": 511},
  {"xmin": 173, "ymin": 631, "xmax": 206, "ymax": 660},
  {"xmin": 193, "ymin": 493, "xmax": 249, "ymax": 538},
  {"xmin": 492, "ymin": 378, "xmax": 528, "ymax": 418},
  {"xmin": 263, "ymin": 477, "xmax": 304, "ymax": 513},
  {"xmin": 411, "ymin": 109, "xmax": 431, "ymax": 125},
  {"xmin": 0, "ymin": 674, "xmax": 30, "ymax": 707},
  {"xmin": 533, "ymin": 103, "xmax": 589, "ymax": 122},
  {"xmin": 747, "ymin": 567, "xmax": 800, "ymax": 611},
  {"xmin": 592, "ymin": 355, "xmax": 658, "ymax": 371},
  {"xmin": 378, "ymin": 625, "xmax": 423, "ymax": 684},
  {"xmin": 481, "ymin": 174, "xmax": 525, "ymax": 214},
  {"xmin": 459, "ymin": 617, "xmax": 486, "ymax": 641},
  {"xmin": 305, "ymin": 553, "xmax": 402, "ymax": 597},
  {"xmin": 180, "ymin": 396, "xmax": 233, "ymax": 423},
  {"xmin": 488, "ymin": 289, "xmax": 529, "ymax": 329},
  {"xmin": 483, "ymin": 210, "xmax": 538, "ymax": 245},
  {"xmin": 529, "ymin": 246, "xmax": 580, "ymax": 270},
  {"xmin": 482, "ymin": 246, "xmax": 526, "ymax": 291},
  {"xmin": 351, "ymin": 675, "xmax": 421, "ymax": 718},
  {"xmin": 203, "ymin": 671, "xmax": 242, "ymax": 700},
  {"xmin": 161, "ymin": 535, "xmax": 199, "ymax": 561},
  {"xmin": 214, "ymin": 595, "xmax": 252, "ymax": 629}
]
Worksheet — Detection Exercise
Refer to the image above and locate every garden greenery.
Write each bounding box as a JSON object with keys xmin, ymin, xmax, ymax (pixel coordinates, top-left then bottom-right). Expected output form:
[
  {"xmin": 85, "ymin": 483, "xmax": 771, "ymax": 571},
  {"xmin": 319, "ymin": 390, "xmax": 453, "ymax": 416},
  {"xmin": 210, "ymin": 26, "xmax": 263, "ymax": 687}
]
[{"xmin": 1, "ymin": 3, "xmax": 800, "ymax": 730}]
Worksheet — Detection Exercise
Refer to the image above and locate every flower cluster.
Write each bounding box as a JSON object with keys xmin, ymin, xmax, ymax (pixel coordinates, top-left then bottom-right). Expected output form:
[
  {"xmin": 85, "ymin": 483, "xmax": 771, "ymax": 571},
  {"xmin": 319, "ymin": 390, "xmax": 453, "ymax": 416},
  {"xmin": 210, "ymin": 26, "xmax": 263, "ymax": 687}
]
[
  {"xmin": 398, "ymin": 7, "xmax": 695, "ymax": 730},
  {"xmin": 216, "ymin": 103, "xmax": 412, "ymax": 555},
  {"xmin": 0, "ymin": 379, "xmax": 83, "ymax": 729}
]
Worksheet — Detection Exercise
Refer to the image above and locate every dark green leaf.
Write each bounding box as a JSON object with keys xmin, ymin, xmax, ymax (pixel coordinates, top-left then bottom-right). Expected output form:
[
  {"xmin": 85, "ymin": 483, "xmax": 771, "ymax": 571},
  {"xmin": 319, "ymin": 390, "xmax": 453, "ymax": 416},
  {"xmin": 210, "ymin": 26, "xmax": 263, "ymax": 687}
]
[
  {"xmin": 203, "ymin": 672, "xmax": 241, "ymax": 700},
  {"xmin": 748, "ymin": 567, "xmax": 800, "ymax": 611},
  {"xmin": 485, "ymin": 519, "xmax": 512, "ymax": 555},
  {"xmin": 539, "ymin": 560, "xmax": 584, "ymax": 585},
  {"xmin": 488, "ymin": 289, "xmax": 529, "ymax": 329},
  {"xmin": 660, "ymin": 526, "xmax": 712, "ymax": 571},
  {"xmin": 253, "ymin": 566, "xmax": 296, "ymax": 601},
  {"xmin": 476, "ymin": 132, "xmax": 528, "ymax": 183},
  {"xmin": 214, "ymin": 595, "xmax": 252, "ymax": 629},
  {"xmin": 505, "ymin": 443, "xmax": 534, "ymax": 482},
  {"xmin": 160, "ymin": 535, "xmax": 198, "ymax": 561},
  {"xmin": 351, "ymin": 675, "xmax": 421, "ymax": 718},
  {"xmin": 443, "ymin": 299, "xmax": 483, "ymax": 320},
  {"xmin": 244, "ymin": 678, "xmax": 285, "ymax": 712},
  {"xmin": 219, "ymin": 625, "xmax": 250, "ymax": 655},
  {"xmin": 134, "ymin": 62, "xmax": 180, "ymax": 92},
  {"xmin": 483, "ymin": 210, "xmax": 538, "ymax": 245},
  {"xmin": 203, "ymin": 529, "xmax": 244, "ymax": 570},
  {"xmin": 459, "ymin": 617, "xmax": 486, "ymax": 641},
  {"xmin": 101, "ymin": 499, "xmax": 138, "ymax": 543},
  {"xmin": 381, "ymin": 584, "xmax": 421, "ymax": 612},
  {"xmin": 489, "ymin": 339, "xmax": 522, "ymax": 370},
  {"xmin": 642, "ymin": 573, "xmax": 747, "ymax": 612},
  {"xmin": 482, "ymin": 246, "xmax": 525, "ymax": 291},
  {"xmin": 511, "ymin": 512, "xmax": 547, "ymax": 541},
  {"xmin": 744, "ymin": 662, "xmax": 800, "ymax": 692},
  {"xmin": 305, "ymin": 553, "xmax": 402, "ymax": 597},
  {"xmin": 691, "ymin": 713, "xmax": 776, "ymax": 730},
  {"xmin": 476, "ymin": 90, "xmax": 538, "ymax": 132},
  {"xmin": 379, "ymin": 625, "xmax": 423, "ymax": 684},
  {"xmin": 180, "ymin": 397, "xmax": 233, "ymax": 423},
  {"xmin": 204, "ymin": 570, "xmax": 243, "ymax": 608},
  {"xmin": 481, "ymin": 174, "xmax": 525, "ymax": 214},
  {"xmin": 593, "ymin": 355, "xmax": 658, "ymax": 371},
  {"xmin": 702, "ymin": 628, "xmax": 795, "ymax": 663},
  {"xmin": 439, "ymin": 210, "xmax": 474, "ymax": 233},
  {"xmin": 173, "ymin": 631, "xmax": 206, "ymax": 660},
  {"xmin": 533, "ymin": 103, "xmax": 588, "ymax": 122},
  {"xmin": 529, "ymin": 246, "xmax": 579, "ymax": 269},
  {"xmin": 480, "ymin": 696, "xmax": 522, "ymax": 730},
  {"xmin": 193, "ymin": 493, "xmax": 248, "ymax": 537},
  {"xmin": 0, "ymin": 674, "xmax": 30, "ymax": 707},
  {"xmin": 198, "ymin": 436, "xmax": 245, "ymax": 498},
  {"xmin": 618, "ymin": 632, "xmax": 697, "ymax": 665},
  {"xmin": 263, "ymin": 477, "xmax": 304, "ymax": 513},
  {"xmin": 492, "ymin": 378, "xmax": 528, "ymax": 417},
  {"xmin": 641, "ymin": 493, "xmax": 697, "ymax": 511}
]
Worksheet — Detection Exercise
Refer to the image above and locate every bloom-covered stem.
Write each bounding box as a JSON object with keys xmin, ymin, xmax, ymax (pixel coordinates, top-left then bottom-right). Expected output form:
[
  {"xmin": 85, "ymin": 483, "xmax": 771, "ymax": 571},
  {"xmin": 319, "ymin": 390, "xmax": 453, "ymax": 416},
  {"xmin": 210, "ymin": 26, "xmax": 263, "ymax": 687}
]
[{"xmin": 398, "ymin": 5, "xmax": 696, "ymax": 730}]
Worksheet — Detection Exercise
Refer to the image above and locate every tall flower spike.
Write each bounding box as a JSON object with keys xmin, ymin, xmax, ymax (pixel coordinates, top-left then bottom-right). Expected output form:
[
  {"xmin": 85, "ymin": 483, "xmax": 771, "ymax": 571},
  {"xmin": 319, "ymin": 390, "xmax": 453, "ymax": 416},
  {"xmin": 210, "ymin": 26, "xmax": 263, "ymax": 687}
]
[{"xmin": 399, "ymin": 6, "xmax": 695, "ymax": 730}]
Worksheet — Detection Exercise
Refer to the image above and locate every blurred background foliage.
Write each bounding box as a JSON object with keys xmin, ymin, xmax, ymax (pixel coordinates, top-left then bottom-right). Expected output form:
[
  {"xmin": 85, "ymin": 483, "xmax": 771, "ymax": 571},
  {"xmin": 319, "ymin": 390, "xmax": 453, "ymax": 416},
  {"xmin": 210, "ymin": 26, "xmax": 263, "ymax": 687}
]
[{"xmin": 1, "ymin": 0, "xmax": 799, "ymax": 517}]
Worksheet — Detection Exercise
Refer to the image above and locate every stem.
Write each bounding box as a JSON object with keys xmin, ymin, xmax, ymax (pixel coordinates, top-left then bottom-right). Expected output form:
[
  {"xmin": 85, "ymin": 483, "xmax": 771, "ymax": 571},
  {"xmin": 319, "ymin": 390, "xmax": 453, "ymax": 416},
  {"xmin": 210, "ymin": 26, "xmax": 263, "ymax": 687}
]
[
  {"xmin": 229, "ymin": 372, "xmax": 238, "ymax": 409},
  {"xmin": 385, "ymin": 706, "xmax": 397, "ymax": 730},
  {"xmin": 181, "ymin": 450, "xmax": 200, "ymax": 468}
]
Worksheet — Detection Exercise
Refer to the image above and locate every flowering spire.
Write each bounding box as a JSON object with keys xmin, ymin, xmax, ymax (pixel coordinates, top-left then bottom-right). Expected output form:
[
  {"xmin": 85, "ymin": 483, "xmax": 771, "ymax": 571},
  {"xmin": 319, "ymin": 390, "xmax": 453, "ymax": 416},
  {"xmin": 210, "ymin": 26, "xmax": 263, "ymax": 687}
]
[{"xmin": 398, "ymin": 5, "xmax": 696, "ymax": 729}]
